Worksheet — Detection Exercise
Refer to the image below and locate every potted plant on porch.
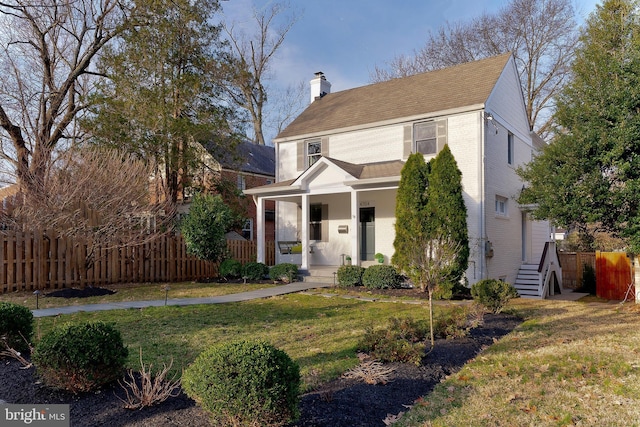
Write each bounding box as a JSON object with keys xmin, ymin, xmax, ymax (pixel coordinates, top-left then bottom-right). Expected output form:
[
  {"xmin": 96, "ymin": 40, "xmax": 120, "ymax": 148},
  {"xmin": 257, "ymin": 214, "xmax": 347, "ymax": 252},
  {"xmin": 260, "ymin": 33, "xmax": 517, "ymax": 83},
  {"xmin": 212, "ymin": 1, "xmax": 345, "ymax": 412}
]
[{"xmin": 374, "ymin": 253, "xmax": 384, "ymax": 264}]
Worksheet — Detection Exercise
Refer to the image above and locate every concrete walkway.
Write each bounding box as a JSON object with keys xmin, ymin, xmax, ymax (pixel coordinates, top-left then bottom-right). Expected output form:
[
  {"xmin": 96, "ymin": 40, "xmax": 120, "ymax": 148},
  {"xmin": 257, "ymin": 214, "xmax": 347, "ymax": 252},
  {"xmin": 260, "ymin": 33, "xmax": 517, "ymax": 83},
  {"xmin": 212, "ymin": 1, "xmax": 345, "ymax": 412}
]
[{"xmin": 31, "ymin": 282, "xmax": 332, "ymax": 318}]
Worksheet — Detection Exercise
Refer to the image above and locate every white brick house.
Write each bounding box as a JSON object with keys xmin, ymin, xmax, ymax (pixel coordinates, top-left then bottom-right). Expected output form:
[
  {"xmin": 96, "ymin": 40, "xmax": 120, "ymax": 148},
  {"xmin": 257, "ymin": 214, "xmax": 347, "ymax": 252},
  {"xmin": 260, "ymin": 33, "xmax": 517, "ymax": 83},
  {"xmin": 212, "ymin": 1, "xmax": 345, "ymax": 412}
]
[{"xmin": 245, "ymin": 54, "xmax": 561, "ymax": 297}]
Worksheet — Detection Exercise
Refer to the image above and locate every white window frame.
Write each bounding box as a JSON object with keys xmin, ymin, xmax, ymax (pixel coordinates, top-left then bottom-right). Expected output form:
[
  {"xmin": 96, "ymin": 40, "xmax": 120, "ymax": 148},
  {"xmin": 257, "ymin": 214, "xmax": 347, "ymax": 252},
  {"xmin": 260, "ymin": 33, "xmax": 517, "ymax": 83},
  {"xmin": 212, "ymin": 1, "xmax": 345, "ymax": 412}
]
[
  {"xmin": 242, "ymin": 218, "xmax": 253, "ymax": 240},
  {"xmin": 495, "ymin": 195, "xmax": 508, "ymax": 217},
  {"xmin": 237, "ymin": 174, "xmax": 246, "ymax": 191},
  {"xmin": 413, "ymin": 119, "xmax": 447, "ymax": 155},
  {"xmin": 307, "ymin": 140, "xmax": 322, "ymax": 167}
]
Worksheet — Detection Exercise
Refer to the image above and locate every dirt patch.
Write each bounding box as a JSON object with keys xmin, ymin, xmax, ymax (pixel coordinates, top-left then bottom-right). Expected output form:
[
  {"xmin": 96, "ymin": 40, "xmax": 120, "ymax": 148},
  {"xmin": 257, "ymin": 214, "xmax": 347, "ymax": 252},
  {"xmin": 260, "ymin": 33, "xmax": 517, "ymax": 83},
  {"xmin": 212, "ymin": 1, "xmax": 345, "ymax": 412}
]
[
  {"xmin": 45, "ymin": 287, "xmax": 116, "ymax": 298},
  {"xmin": 1, "ymin": 313, "xmax": 519, "ymax": 427}
]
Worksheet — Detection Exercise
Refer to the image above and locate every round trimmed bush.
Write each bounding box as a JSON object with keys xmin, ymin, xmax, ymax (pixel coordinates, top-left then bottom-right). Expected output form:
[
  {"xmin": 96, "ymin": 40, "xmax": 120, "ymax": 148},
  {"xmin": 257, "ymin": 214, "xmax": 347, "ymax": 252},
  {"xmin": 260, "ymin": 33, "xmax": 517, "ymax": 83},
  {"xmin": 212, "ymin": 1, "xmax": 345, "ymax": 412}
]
[
  {"xmin": 362, "ymin": 265, "xmax": 402, "ymax": 289},
  {"xmin": 337, "ymin": 265, "xmax": 365, "ymax": 287},
  {"xmin": 269, "ymin": 263, "xmax": 298, "ymax": 283},
  {"xmin": 183, "ymin": 339, "xmax": 301, "ymax": 426},
  {"xmin": 241, "ymin": 262, "xmax": 269, "ymax": 281},
  {"xmin": 219, "ymin": 258, "xmax": 242, "ymax": 279},
  {"xmin": 471, "ymin": 279, "xmax": 519, "ymax": 314},
  {"xmin": 0, "ymin": 302, "xmax": 33, "ymax": 353},
  {"xmin": 32, "ymin": 321, "xmax": 128, "ymax": 393}
]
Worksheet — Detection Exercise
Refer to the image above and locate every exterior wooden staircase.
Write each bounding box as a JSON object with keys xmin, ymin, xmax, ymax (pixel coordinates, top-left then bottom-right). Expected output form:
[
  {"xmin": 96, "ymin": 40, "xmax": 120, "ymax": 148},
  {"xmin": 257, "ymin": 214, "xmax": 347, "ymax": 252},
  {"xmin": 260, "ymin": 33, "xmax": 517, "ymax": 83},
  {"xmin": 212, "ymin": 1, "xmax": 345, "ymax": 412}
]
[{"xmin": 514, "ymin": 242, "xmax": 563, "ymax": 299}]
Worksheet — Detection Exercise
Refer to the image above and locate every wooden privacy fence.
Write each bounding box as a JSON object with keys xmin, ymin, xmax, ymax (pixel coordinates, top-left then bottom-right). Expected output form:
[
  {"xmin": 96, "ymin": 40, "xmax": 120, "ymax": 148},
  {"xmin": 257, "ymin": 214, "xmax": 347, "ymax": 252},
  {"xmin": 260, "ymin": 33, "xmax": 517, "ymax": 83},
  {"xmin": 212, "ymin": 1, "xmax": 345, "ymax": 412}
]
[
  {"xmin": 0, "ymin": 232, "xmax": 276, "ymax": 294},
  {"xmin": 558, "ymin": 252, "xmax": 596, "ymax": 290},
  {"xmin": 596, "ymin": 251, "xmax": 633, "ymax": 301}
]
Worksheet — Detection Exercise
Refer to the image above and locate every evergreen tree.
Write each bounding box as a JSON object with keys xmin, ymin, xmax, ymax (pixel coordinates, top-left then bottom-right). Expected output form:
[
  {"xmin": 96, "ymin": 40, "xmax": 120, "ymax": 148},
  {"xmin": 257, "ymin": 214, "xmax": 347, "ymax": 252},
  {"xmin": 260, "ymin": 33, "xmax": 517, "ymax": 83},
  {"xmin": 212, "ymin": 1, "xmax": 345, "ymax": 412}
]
[
  {"xmin": 425, "ymin": 145, "xmax": 469, "ymax": 286},
  {"xmin": 180, "ymin": 193, "xmax": 237, "ymax": 262},
  {"xmin": 84, "ymin": 0, "xmax": 238, "ymax": 204},
  {"xmin": 518, "ymin": 0, "xmax": 640, "ymax": 253},
  {"xmin": 392, "ymin": 153, "xmax": 430, "ymax": 276}
]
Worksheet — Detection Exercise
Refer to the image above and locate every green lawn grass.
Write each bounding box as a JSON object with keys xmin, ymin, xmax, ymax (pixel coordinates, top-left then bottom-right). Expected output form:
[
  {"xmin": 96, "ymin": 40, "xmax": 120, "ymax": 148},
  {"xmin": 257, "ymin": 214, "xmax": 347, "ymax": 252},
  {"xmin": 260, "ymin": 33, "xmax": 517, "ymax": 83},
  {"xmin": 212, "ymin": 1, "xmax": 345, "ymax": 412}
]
[
  {"xmin": 32, "ymin": 292, "xmax": 441, "ymax": 391},
  {"xmin": 9, "ymin": 282, "xmax": 640, "ymax": 426},
  {"xmin": 396, "ymin": 299, "xmax": 640, "ymax": 426},
  {"xmin": 1, "ymin": 282, "xmax": 274, "ymax": 309}
]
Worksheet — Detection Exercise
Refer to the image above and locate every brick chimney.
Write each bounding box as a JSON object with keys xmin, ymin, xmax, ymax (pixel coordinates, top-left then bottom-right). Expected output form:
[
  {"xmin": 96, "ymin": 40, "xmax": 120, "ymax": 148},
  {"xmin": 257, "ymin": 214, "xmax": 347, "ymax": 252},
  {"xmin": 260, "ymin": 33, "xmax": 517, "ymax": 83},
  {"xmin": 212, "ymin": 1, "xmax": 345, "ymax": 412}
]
[{"xmin": 310, "ymin": 71, "xmax": 331, "ymax": 103}]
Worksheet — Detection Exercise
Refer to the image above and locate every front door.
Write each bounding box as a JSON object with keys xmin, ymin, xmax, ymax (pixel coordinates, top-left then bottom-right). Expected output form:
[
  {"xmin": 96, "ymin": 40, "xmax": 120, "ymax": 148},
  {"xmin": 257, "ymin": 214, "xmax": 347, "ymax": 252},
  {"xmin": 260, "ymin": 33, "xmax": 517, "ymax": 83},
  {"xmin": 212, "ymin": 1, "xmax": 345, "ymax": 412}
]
[{"xmin": 360, "ymin": 207, "xmax": 375, "ymax": 261}]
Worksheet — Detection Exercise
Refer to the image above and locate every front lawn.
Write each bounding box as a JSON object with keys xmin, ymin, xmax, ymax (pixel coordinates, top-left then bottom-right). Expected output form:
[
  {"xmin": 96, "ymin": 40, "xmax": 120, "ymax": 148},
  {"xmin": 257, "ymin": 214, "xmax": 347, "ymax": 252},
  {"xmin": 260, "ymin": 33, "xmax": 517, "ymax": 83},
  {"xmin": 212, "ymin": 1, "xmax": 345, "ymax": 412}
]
[
  {"xmin": 32, "ymin": 292, "xmax": 441, "ymax": 390},
  {"xmin": 397, "ymin": 299, "xmax": 640, "ymax": 426}
]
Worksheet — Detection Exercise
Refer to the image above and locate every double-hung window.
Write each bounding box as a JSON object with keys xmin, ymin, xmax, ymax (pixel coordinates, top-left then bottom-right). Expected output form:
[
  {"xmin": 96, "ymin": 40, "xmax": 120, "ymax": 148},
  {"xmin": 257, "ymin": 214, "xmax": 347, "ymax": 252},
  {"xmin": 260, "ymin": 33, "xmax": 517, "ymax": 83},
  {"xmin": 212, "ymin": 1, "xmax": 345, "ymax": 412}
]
[
  {"xmin": 307, "ymin": 140, "xmax": 322, "ymax": 167},
  {"xmin": 413, "ymin": 119, "xmax": 447, "ymax": 155}
]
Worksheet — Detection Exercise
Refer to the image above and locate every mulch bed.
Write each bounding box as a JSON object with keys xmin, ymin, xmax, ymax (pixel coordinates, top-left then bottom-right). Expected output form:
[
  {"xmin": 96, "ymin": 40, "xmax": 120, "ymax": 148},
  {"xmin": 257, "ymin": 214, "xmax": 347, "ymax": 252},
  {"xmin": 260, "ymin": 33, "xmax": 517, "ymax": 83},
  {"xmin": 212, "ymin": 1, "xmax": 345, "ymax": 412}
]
[{"xmin": 1, "ymin": 287, "xmax": 520, "ymax": 427}]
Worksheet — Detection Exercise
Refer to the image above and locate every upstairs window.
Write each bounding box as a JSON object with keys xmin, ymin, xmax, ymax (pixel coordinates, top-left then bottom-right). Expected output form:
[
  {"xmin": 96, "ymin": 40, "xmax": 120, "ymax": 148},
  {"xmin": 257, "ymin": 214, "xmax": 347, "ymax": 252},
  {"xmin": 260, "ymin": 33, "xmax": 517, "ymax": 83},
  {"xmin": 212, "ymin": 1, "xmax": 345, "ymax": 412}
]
[
  {"xmin": 414, "ymin": 119, "xmax": 447, "ymax": 155},
  {"xmin": 307, "ymin": 140, "xmax": 322, "ymax": 167}
]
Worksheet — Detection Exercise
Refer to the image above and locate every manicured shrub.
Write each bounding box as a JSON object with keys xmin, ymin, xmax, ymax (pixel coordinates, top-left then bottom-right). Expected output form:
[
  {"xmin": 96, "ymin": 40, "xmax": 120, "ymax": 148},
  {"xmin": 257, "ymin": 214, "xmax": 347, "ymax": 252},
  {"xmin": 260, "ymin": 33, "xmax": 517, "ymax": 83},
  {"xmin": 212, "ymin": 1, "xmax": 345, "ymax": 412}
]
[
  {"xmin": 362, "ymin": 265, "xmax": 402, "ymax": 289},
  {"xmin": 183, "ymin": 339, "xmax": 301, "ymax": 426},
  {"xmin": 219, "ymin": 258, "xmax": 242, "ymax": 279},
  {"xmin": 269, "ymin": 263, "xmax": 298, "ymax": 283},
  {"xmin": 0, "ymin": 302, "xmax": 33, "ymax": 353},
  {"xmin": 337, "ymin": 265, "xmax": 365, "ymax": 287},
  {"xmin": 358, "ymin": 317, "xmax": 429, "ymax": 365},
  {"xmin": 471, "ymin": 279, "xmax": 519, "ymax": 314},
  {"xmin": 32, "ymin": 321, "xmax": 128, "ymax": 393},
  {"xmin": 241, "ymin": 262, "xmax": 269, "ymax": 281}
]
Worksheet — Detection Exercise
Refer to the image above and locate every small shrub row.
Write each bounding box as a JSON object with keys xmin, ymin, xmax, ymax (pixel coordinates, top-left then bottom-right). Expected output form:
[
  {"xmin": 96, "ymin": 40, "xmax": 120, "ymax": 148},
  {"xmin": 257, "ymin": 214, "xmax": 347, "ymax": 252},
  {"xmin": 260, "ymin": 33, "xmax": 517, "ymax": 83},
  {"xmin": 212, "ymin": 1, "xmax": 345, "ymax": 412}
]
[
  {"xmin": 358, "ymin": 317, "xmax": 429, "ymax": 365},
  {"xmin": 183, "ymin": 339, "xmax": 301, "ymax": 426},
  {"xmin": 0, "ymin": 302, "xmax": 33, "ymax": 353},
  {"xmin": 337, "ymin": 265, "xmax": 365, "ymax": 287},
  {"xmin": 337, "ymin": 264, "xmax": 403, "ymax": 289},
  {"xmin": 32, "ymin": 321, "xmax": 128, "ymax": 393},
  {"xmin": 269, "ymin": 263, "xmax": 299, "ymax": 283},
  {"xmin": 219, "ymin": 259, "xmax": 270, "ymax": 281},
  {"xmin": 471, "ymin": 279, "xmax": 518, "ymax": 314}
]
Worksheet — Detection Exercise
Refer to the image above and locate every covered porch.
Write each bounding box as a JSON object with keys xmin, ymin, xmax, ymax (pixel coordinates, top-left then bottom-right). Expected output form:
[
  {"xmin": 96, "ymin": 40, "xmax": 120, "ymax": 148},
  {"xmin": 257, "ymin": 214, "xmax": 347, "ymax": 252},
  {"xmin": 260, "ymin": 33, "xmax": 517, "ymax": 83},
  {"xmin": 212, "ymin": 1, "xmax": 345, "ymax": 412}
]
[{"xmin": 244, "ymin": 157, "xmax": 404, "ymax": 272}]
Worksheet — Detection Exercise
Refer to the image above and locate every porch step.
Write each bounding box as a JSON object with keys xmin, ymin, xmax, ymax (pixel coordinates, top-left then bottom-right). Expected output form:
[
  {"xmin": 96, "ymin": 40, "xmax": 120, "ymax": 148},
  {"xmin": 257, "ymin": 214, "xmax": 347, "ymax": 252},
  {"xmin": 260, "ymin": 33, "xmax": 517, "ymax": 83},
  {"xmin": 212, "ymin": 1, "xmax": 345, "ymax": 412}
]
[
  {"xmin": 300, "ymin": 267, "xmax": 339, "ymax": 286},
  {"xmin": 514, "ymin": 264, "xmax": 542, "ymax": 298}
]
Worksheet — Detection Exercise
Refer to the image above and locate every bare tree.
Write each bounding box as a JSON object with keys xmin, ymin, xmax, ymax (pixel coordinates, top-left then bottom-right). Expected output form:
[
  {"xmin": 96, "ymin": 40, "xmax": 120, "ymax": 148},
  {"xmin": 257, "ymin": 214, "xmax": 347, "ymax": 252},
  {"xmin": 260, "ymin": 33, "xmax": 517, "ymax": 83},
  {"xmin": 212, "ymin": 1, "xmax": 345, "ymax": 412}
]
[
  {"xmin": 2, "ymin": 147, "xmax": 174, "ymax": 249},
  {"xmin": 223, "ymin": 2, "xmax": 299, "ymax": 145},
  {"xmin": 407, "ymin": 236, "xmax": 462, "ymax": 348},
  {"xmin": 0, "ymin": 0, "xmax": 137, "ymax": 193},
  {"xmin": 371, "ymin": 0, "xmax": 578, "ymax": 137}
]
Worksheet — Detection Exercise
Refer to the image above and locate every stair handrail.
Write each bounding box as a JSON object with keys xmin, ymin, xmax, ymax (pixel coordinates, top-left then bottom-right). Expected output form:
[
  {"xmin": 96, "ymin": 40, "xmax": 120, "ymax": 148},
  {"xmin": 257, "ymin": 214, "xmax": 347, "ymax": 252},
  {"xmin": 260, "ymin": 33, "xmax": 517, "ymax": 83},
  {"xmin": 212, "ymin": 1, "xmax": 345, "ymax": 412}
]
[{"xmin": 539, "ymin": 241, "xmax": 562, "ymax": 298}]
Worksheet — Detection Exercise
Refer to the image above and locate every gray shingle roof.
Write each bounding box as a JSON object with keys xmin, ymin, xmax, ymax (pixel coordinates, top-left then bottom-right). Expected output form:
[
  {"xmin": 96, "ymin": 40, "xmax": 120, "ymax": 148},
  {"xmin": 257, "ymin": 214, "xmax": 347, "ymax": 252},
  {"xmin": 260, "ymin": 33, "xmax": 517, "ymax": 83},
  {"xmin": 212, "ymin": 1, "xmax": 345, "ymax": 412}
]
[
  {"xmin": 276, "ymin": 53, "xmax": 511, "ymax": 140},
  {"xmin": 219, "ymin": 141, "xmax": 275, "ymax": 176}
]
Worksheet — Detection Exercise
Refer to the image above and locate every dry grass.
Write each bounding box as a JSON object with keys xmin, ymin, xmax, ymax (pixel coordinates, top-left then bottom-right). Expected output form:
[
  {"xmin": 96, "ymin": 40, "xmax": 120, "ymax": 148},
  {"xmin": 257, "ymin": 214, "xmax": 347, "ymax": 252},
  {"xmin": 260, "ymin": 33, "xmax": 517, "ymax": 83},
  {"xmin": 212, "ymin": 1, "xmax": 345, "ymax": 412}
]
[
  {"xmin": 118, "ymin": 348, "xmax": 181, "ymax": 410},
  {"xmin": 397, "ymin": 299, "xmax": 640, "ymax": 426},
  {"xmin": 342, "ymin": 356, "xmax": 396, "ymax": 385}
]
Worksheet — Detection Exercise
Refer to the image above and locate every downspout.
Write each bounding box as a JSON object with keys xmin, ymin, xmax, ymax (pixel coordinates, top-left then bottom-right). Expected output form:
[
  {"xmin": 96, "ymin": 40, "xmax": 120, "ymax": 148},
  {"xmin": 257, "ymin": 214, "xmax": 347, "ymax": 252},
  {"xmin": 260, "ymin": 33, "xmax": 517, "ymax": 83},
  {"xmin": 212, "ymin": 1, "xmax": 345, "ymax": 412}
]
[{"xmin": 479, "ymin": 110, "xmax": 486, "ymax": 280}]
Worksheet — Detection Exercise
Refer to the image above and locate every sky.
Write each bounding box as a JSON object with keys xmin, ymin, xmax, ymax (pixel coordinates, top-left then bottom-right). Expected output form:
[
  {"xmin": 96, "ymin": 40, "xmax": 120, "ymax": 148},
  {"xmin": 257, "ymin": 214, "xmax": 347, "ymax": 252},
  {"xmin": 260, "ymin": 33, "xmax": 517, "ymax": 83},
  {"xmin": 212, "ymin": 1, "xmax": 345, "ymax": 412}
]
[{"xmin": 220, "ymin": 0, "xmax": 602, "ymax": 141}]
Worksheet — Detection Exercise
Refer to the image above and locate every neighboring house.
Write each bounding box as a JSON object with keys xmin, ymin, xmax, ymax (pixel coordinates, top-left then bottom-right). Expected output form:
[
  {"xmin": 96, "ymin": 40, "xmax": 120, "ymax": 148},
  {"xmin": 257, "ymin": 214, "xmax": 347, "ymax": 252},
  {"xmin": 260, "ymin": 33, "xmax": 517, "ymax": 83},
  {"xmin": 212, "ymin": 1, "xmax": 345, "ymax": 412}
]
[
  {"xmin": 179, "ymin": 141, "xmax": 276, "ymax": 242},
  {"xmin": 245, "ymin": 54, "xmax": 561, "ymax": 297},
  {"xmin": 218, "ymin": 141, "xmax": 276, "ymax": 241}
]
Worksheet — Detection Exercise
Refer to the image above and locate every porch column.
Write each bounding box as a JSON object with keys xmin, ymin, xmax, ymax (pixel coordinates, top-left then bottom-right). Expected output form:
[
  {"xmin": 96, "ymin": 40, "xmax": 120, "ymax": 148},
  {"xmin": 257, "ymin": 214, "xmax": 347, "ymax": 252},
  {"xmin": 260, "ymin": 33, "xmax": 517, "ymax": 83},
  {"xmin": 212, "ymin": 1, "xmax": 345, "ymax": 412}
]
[
  {"xmin": 350, "ymin": 189, "xmax": 359, "ymax": 265},
  {"xmin": 301, "ymin": 194, "xmax": 310, "ymax": 271},
  {"xmin": 255, "ymin": 196, "xmax": 265, "ymax": 263}
]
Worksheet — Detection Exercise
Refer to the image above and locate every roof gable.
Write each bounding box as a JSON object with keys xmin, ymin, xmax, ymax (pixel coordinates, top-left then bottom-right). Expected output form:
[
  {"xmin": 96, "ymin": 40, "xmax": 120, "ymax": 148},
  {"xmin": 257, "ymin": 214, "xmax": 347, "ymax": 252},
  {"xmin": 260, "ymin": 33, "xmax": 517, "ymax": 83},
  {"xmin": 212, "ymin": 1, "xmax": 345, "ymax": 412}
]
[{"xmin": 277, "ymin": 53, "xmax": 512, "ymax": 140}]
